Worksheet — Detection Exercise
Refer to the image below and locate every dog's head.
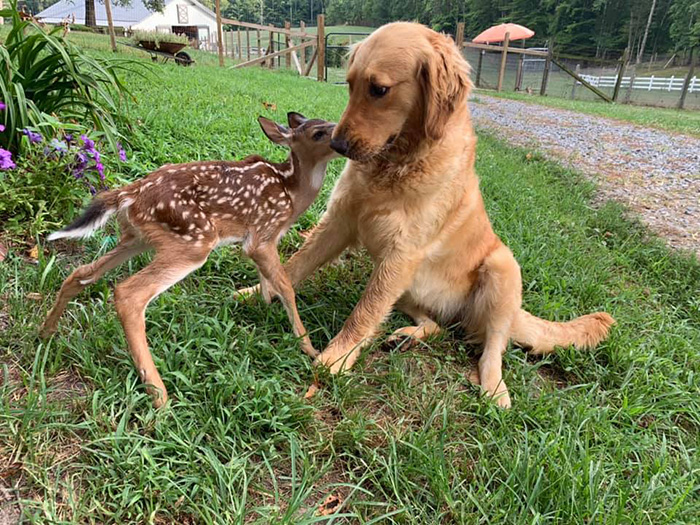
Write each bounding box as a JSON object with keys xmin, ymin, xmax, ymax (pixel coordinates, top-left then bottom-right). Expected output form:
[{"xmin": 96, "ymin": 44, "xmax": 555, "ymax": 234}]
[{"xmin": 331, "ymin": 22, "xmax": 472, "ymax": 162}]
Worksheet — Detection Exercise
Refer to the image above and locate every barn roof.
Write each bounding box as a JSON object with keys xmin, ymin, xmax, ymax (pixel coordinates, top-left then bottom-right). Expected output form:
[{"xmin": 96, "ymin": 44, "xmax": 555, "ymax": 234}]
[{"xmin": 36, "ymin": 0, "xmax": 215, "ymax": 26}]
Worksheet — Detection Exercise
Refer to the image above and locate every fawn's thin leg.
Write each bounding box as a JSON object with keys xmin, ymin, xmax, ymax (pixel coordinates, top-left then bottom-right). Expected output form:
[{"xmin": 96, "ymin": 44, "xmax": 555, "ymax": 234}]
[
  {"xmin": 248, "ymin": 243, "xmax": 318, "ymax": 359},
  {"xmin": 40, "ymin": 236, "xmax": 147, "ymax": 338},
  {"xmin": 114, "ymin": 248, "xmax": 208, "ymax": 408}
]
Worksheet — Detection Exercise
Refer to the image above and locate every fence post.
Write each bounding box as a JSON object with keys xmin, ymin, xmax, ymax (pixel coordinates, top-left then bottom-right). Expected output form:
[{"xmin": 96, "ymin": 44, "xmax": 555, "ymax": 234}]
[
  {"xmin": 317, "ymin": 14, "xmax": 325, "ymax": 82},
  {"xmin": 678, "ymin": 47, "xmax": 696, "ymax": 110},
  {"xmin": 256, "ymin": 29, "xmax": 261, "ymax": 57},
  {"xmin": 455, "ymin": 22, "xmax": 465, "ymax": 48},
  {"xmin": 515, "ymin": 53, "xmax": 525, "ymax": 91},
  {"xmin": 475, "ymin": 50, "xmax": 484, "ymax": 88},
  {"xmin": 215, "ymin": 0, "xmax": 224, "ymax": 67},
  {"xmin": 268, "ymin": 25, "xmax": 274, "ymax": 68},
  {"xmin": 246, "ymin": 28, "xmax": 251, "ymax": 60},
  {"xmin": 624, "ymin": 64, "xmax": 637, "ymax": 103},
  {"xmin": 497, "ymin": 32, "xmax": 510, "ymax": 92},
  {"xmin": 612, "ymin": 48, "xmax": 628, "ymax": 102},
  {"xmin": 668, "ymin": 75, "xmax": 674, "ymax": 91},
  {"xmin": 571, "ymin": 64, "xmax": 580, "ymax": 99},
  {"xmin": 237, "ymin": 27, "xmax": 242, "ymax": 60},
  {"xmin": 285, "ymin": 21, "xmax": 291, "ymax": 69},
  {"xmin": 540, "ymin": 44, "xmax": 553, "ymax": 96},
  {"xmin": 104, "ymin": 0, "xmax": 117, "ymax": 52},
  {"xmin": 299, "ymin": 21, "xmax": 306, "ymax": 72},
  {"xmin": 648, "ymin": 75, "xmax": 654, "ymax": 91}
]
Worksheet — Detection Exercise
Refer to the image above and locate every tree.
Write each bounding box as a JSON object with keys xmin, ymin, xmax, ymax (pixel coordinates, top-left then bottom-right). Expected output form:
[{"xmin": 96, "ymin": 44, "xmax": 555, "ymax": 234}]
[{"xmin": 637, "ymin": 0, "xmax": 657, "ymax": 63}]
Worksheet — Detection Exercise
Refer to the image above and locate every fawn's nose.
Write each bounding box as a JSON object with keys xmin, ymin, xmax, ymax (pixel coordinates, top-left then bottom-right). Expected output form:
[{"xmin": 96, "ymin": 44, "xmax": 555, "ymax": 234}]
[{"xmin": 330, "ymin": 137, "xmax": 350, "ymax": 157}]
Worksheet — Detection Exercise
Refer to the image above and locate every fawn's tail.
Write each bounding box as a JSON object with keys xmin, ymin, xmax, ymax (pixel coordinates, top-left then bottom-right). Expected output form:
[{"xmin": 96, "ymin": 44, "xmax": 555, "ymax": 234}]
[{"xmin": 47, "ymin": 190, "xmax": 129, "ymax": 241}]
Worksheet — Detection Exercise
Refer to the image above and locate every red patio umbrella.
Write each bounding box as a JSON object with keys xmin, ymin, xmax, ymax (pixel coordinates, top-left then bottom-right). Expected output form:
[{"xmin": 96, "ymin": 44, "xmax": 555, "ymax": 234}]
[{"xmin": 472, "ymin": 23, "xmax": 535, "ymax": 44}]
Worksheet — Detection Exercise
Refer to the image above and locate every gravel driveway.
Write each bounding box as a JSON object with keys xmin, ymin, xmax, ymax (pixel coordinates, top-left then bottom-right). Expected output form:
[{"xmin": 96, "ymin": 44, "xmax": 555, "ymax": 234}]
[{"xmin": 470, "ymin": 95, "xmax": 700, "ymax": 257}]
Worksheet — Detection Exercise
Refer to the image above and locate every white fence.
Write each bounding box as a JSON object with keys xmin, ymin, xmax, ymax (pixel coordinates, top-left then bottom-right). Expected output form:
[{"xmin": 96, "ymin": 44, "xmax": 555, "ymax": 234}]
[{"xmin": 580, "ymin": 74, "xmax": 697, "ymax": 93}]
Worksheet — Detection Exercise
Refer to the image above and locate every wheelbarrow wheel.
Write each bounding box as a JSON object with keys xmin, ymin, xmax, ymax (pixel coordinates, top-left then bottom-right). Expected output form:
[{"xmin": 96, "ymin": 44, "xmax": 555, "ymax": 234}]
[{"xmin": 175, "ymin": 51, "xmax": 193, "ymax": 66}]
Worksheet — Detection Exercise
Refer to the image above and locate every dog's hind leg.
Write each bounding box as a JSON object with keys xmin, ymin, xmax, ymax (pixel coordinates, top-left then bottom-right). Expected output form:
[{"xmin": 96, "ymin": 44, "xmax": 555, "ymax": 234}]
[
  {"xmin": 387, "ymin": 294, "xmax": 442, "ymax": 348},
  {"xmin": 466, "ymin": 244, "xmax": 522, "ymax": 409}
]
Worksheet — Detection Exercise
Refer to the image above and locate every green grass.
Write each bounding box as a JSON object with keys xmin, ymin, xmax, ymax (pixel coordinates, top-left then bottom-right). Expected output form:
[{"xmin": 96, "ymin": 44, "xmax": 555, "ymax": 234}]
[
  {"xmin": 1, "ymin": 38, "xmax": 700, "ymax": 524},
  {"xmin": 477, "ymin": 89, "xmax": 700, "ymax": 137}
]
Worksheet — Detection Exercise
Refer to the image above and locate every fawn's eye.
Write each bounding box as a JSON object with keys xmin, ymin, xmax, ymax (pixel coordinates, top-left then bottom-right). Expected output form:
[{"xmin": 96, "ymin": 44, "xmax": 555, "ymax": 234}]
[
  {"xmin": 369, "ymin": 83, "xmax": 389, "ymax": 98},
  {"xmin": 313, "ymin": 130, "xmax": 325, "ymax": 141}
]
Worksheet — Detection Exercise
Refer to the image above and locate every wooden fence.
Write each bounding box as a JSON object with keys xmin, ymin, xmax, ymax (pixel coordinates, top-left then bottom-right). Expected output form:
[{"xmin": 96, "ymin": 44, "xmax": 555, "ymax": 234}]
[{"xmin": 212, "ymin": 3, "xmax": 326, "ymax": 81}]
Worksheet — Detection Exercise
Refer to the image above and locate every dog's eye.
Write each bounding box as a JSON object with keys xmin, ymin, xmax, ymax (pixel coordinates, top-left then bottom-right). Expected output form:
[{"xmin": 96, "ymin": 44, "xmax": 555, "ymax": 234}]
[
  {"xmin": 313, "ymin": 130, "xmax": 325, "ymax": 141},
  {"xmin": 369, "ymin": 83, "xmax": 389, "ymax": 98}
]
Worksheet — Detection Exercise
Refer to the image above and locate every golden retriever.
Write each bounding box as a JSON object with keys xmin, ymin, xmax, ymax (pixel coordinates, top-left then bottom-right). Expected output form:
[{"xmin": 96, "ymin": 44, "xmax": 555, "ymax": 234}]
[{"xmin": 241, "ymin": 22, "xmax": 614, "ymax": 407}]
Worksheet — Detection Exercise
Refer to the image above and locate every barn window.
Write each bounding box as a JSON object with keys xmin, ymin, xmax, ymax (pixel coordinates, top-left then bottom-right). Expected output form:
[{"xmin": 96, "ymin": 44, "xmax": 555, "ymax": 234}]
[{"xmin": 177, "ymin": 5, "xmax": 189, "ymax": 24}]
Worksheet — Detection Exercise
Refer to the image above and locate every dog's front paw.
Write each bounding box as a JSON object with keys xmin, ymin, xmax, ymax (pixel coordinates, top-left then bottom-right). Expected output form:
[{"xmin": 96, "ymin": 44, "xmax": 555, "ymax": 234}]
[
  {"xmin": 233, "ymin": 284, "xmax": 261, "ymax": 301},
  {"xmin": 313, "ymin": 342, "xmax": 359, "ymax": 375}
]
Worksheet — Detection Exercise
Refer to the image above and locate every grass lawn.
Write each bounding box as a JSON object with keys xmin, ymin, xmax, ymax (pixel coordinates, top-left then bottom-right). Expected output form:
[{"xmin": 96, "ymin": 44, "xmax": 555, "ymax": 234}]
[
  {"xmin": 476, "ymin": 89, "xmax": 700, "ymax": 137},
  {"xmin": 1, "ymin": 43, "xmax": 699, "ymax": 524}
]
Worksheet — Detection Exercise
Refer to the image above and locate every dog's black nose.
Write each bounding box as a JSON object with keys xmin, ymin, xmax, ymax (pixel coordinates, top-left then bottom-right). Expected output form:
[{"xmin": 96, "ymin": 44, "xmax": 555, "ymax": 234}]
[{"xmin": 330, "ymin": 137, "xmax": 350, "ymax": 156}]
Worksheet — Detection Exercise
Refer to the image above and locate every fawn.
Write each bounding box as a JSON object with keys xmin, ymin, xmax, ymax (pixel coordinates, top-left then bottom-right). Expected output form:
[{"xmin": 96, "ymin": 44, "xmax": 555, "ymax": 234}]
[{"xmin": 41, "ymin": 112, "xmax": 338, "ymax": 407}]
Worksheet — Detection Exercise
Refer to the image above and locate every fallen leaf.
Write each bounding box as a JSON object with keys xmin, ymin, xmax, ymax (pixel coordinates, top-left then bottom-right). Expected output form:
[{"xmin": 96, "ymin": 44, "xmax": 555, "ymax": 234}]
[
  {"xmin": 317, "ymin": 494, "xmax": 343, "ymax": 516},
  {"xmin": 262, "ymin": 101, "xmax": 277, "ymax": 111},
  {"xmin": 525, "ymin": 152, "xmax": 533, "ymax": 160},
  {"xmin": 304, "ymin": 382, "xmax": 319, "ymax": 399},
  {"xmin": 0, "ymin": 242, "xmax": 7, "ymax": 263},
  {"xmin": 26, "ymin": 292, "xmax": 43, "ymax": 301},
  {"xmin": 28, "ymin": 245, "xmax": 40, "ymax": 260}
]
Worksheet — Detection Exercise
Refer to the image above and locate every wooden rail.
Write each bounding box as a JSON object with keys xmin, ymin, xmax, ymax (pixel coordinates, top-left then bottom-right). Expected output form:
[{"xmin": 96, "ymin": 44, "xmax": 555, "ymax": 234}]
[
  {"xmin": 463, "ymin": 41, "xmax": 548, "ymax": 57},
  {"xmin": 221, "ymin": 18, "xmax": 313, "ymax": 39},
  {"xmin": 232, "ymin": 40, "xmax": 316, "ymax": 69}
]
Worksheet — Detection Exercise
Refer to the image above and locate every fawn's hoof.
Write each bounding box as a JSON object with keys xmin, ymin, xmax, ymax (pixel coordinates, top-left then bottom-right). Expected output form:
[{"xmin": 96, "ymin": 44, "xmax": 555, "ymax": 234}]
[{"xmin": 38, "ymin": 322, "xmax": 57, "ymax": 339}]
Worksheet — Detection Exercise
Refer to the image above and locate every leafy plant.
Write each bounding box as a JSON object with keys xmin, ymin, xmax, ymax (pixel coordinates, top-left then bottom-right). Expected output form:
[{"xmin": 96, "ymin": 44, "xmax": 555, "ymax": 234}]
[
  {"xmin": 131, "ymin": 30, "xmax": 189, "ymax": 48},
  {"xmin": 0, "ymin": 0, "xmax": 142, "ymax": 153},
  {"xmin": 0, "ymin": 123, "xmax": 128, "ymax": 236}
]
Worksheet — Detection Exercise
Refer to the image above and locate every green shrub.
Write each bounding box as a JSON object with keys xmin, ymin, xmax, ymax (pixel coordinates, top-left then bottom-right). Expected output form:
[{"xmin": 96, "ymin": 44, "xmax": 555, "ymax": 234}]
[
  {"xmin": 0, "ymin": 123, "xmax": 129, "ymax": 236},
  {"xmin": 0, "ymin": 0, "xmax": 141, "ymax": 153}
]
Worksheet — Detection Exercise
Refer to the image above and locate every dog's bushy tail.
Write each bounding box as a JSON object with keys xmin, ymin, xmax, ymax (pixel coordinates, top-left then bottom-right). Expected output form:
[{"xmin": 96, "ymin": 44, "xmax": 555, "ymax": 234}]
[
  {"xmin": 47, "ymin": 191, "xmax": 127, "ymax": 241},
  {"xmin": 510, "ymin": 308, "xmax": 615, "ymax": 354}
]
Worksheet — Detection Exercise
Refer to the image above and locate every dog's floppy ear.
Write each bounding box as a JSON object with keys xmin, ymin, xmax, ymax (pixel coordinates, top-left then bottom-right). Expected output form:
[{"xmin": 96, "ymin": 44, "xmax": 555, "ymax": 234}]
[
  {"xmin": 420, "ymin": 32, "xmax": 473, "ymax": 141},
  {"xmin": 258, "ymin": 116, "xmax": 291, "ymax": 146},
  {"xmin": 346, "ymin": 40, "xmax": 362, "ymax": 67}
]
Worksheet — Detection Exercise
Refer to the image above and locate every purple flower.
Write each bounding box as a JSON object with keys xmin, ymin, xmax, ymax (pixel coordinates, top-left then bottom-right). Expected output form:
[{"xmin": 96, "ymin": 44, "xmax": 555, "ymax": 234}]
[
  {"xmin": 75, "ymin": 151, "xmax": 88, "ymax": 167},
  {"xmin": 50, "ymin": 138, "xmax": 68, "ymax": 153},
  {"xmin": 0, "ymin": 148, "xmax": 15, "ymax": 170},
  {"xmin": 80, "ymin": 134, "xmax": 95, "ymax": 152},
  {"xmin": 0, "ymin": 124, "xmax": 4, "ymax": 133},
  {"xmin": 95, "ymin": 161, "xmax": 105, "ymax": 180},
  {"xmin": 64, "ymin": 133, "xmax": 73, "ymax": 143},
  {"xmin": 0, "ymin": 101, "xmax": 5, "ymax": 111},
  {"xmin": 22, "ymin": 128, "xmax": 42, "ymax": 144},
  {"xmin": 117, "ymin": 142, "xmax": 126, "ymax": 162}
]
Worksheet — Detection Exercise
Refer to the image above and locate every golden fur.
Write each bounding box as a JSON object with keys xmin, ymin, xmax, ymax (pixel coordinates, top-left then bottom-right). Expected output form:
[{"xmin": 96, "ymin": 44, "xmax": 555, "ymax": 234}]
[{"xmin": 243, "ymin": 22, "xmax": 615, "ymax": 407}]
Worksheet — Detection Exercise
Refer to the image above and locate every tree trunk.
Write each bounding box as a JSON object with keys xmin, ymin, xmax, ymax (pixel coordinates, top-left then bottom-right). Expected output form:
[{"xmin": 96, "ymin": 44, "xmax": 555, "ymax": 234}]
[
  {"xmin": 85, "ymin": 0, "xmax": 96, "ymax": 27},
  {"xmin": 636, "ymin": 0, "xmax": 657, "ymax": 64}
]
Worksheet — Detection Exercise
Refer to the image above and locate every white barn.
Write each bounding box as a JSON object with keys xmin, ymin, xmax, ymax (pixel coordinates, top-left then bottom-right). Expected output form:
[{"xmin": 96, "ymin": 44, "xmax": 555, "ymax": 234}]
[{"xmin": 36, "ymin": 0, "xmax": 219, "ymax": 46}]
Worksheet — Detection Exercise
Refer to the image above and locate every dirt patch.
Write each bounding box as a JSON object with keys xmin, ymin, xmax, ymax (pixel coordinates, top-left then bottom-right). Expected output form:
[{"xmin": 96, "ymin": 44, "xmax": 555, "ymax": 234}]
[{"xmin": 0, "ymin": 480, "xmax": 21, "ymax": 525}]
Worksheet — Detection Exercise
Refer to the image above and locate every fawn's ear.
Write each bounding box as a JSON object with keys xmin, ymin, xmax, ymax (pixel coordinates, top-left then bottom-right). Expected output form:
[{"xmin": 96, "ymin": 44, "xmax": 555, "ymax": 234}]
[
  {"xmin": 258, "ymin": 116, "xmax": 291, "ymax": 146},
  {"xmin": 287, "ymin": 112, "xmax": 307, "ymax": 129}
]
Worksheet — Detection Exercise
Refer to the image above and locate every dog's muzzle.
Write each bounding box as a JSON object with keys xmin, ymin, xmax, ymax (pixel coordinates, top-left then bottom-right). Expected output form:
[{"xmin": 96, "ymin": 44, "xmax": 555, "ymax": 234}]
[{"xmin": 330, "ymin": 137, "xmax": 350, "ymax": 157}]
